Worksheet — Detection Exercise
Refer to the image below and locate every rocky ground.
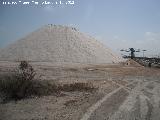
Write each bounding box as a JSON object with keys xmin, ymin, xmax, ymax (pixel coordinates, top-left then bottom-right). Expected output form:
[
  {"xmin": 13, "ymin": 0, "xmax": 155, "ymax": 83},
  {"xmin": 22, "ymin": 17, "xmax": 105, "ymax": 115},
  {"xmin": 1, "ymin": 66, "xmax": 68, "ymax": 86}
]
[{"xmin": 0, "ymin": 61, "xmax": 160, "ymax": 120}]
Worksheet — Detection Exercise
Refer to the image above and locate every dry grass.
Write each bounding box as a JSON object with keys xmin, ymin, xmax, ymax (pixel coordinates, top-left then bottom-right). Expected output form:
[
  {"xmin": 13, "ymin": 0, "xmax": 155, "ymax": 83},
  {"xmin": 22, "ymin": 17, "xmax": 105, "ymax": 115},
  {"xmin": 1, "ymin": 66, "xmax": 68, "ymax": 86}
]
[
  {"xmin": 0, "ymin": 61, "xmax": 57, "ymax": 102},
  {"xmin": 0, "ymin": 61, "xmax": 96, "ymax": 103},
  {"xmin": 0, "ymin": 74, "xmax": 58, "ymax": 102},
  {"xmin": 57, "ymin": 82, "xmax": 96, "ymax": 92},
  {"xmin": 0, "ymin": 73, "xmax": 96, "ymax": 103},
  {"xmin": 64, "ymin": 99, "xmax": 78, "ymax": 106}
]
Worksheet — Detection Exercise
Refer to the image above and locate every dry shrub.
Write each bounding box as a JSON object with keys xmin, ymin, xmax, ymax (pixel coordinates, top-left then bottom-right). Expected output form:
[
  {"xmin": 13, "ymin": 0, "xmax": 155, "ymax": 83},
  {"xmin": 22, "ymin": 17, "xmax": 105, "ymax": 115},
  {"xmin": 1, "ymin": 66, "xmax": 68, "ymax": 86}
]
[
  {"xmin": 0, "ymin": 60, "xmax": 36, "ymax": 101},
  {"xmin": 29, "ymin": 80, "xmax": 59, "ymax": 96},
  {"xmin": 0, "ymin": 61, "xmax": 96, "ymax": 103},
  {"xmin": 0, "ymin": 61, "xmax": 57, "ymax": 102}
]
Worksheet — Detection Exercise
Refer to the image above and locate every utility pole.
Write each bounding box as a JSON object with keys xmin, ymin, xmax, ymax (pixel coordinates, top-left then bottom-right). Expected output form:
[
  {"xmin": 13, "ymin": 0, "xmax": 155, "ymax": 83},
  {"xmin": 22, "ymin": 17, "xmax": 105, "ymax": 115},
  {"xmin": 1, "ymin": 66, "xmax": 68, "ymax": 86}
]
[{"xmin": 142, "ymin": 50, "xmax": 147, "ymax": 58}]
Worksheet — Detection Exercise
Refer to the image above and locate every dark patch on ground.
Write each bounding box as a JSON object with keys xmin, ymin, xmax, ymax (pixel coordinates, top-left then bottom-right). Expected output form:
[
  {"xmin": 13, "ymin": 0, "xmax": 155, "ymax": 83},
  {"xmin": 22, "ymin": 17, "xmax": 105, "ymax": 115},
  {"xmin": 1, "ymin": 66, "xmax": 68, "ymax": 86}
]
[{"xmin": 143, "ymin": 90, "xmax": 153, "ymax": 99}]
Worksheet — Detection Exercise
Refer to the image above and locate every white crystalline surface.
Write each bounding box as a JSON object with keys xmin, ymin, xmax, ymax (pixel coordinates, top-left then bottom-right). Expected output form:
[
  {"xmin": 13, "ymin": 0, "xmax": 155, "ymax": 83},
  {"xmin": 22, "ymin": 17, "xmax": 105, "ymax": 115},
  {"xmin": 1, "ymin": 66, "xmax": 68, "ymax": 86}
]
[{"xmin": 0, "ymin": 25, "xmax": 123, "ymax": 64}]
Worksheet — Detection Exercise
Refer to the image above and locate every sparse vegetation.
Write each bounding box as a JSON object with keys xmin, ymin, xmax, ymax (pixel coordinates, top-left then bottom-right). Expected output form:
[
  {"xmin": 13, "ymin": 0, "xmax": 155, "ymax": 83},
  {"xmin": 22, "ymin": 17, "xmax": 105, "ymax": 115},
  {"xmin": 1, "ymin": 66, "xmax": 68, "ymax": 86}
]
[
  {"xmin": 0, "ymin": 61, "xmax": 96, "ymax": 103},
  {"xmin": 58, "ymin": 82, "xmax": 96, "ymax": 92},
  {"xmin": 0, "ymin": 61, "xmax": 57, "ymax": 102}
]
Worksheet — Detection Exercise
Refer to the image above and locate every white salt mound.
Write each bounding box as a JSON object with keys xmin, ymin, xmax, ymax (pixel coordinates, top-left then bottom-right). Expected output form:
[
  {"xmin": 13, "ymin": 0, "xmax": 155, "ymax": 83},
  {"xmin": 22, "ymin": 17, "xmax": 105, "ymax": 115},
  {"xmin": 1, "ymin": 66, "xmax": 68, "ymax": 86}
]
[{"xmin": 0, "ymin": 25, "xmax": 123, "ymax": 64}]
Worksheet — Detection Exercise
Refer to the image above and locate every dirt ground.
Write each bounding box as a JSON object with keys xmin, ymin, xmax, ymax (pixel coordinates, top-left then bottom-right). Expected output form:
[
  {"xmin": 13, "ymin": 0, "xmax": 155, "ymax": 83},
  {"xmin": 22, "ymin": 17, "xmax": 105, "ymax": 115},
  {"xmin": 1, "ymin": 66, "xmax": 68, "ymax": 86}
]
[{"xmin": 0, "ymin": 60, "xmax": 160, "ymax": 120}]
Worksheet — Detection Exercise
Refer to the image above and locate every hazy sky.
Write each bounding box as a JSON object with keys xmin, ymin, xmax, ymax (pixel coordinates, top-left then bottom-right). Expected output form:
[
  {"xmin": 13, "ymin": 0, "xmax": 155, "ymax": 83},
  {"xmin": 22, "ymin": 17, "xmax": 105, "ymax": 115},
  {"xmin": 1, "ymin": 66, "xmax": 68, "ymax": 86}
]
[{"xmin": 1, "ymin": 0, "xmax": 160, "ymax": 57}]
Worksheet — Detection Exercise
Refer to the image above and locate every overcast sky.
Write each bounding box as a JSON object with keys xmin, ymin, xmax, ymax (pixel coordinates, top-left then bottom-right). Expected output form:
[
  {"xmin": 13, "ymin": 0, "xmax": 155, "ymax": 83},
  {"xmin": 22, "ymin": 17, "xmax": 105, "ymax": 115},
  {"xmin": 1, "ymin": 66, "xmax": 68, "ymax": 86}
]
[{"xmin": 0, "ymin": 0, "xmax": 160, "ymax": 57}]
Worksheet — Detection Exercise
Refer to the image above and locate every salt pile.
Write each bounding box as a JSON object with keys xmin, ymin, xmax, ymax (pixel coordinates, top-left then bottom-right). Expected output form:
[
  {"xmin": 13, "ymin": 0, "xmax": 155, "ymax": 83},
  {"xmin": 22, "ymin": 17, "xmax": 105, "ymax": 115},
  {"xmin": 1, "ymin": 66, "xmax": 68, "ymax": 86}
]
[{"xmin": 0, "ymin": 25, "xmax": 123, "ymax": 64}]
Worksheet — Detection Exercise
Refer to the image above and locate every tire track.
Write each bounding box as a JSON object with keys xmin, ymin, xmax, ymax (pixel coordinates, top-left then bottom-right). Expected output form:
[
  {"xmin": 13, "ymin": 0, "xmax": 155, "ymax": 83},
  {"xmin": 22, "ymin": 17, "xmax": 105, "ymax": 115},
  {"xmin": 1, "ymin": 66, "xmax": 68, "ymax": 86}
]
[
  {"xmin": 80, "ymin": 81, "xmax": 135, "ymax": 120},
  {"xmin": 80, "ymin": 87, "xmax": 123, "ymax": 120}
]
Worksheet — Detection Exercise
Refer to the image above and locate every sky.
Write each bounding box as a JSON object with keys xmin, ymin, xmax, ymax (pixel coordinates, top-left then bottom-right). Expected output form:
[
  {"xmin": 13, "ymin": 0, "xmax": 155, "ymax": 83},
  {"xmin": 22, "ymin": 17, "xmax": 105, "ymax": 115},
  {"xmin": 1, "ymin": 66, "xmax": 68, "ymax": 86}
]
[{"xmin": 0, "ymin": 0, "xmax": 160, "ymax": 57}]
